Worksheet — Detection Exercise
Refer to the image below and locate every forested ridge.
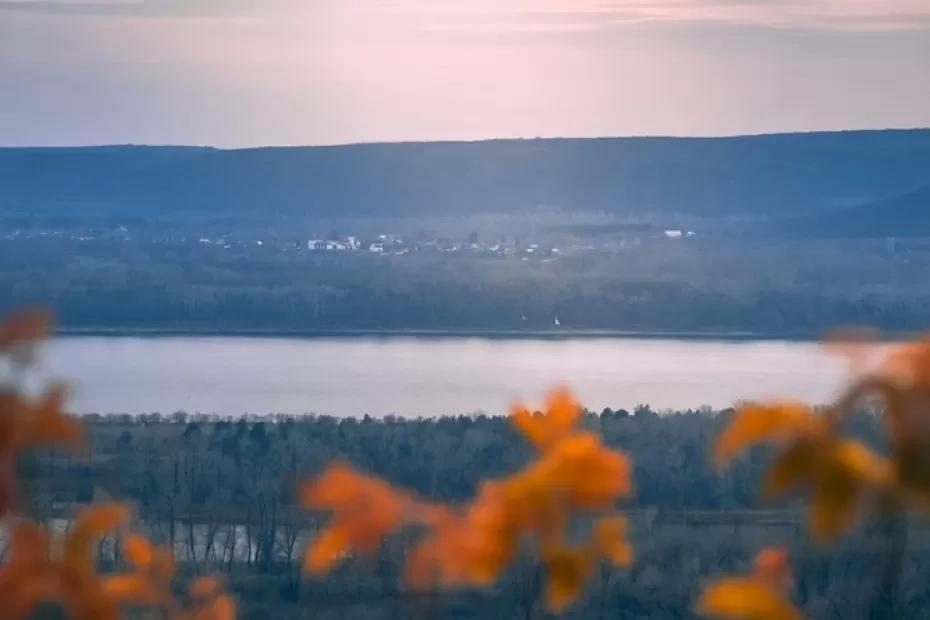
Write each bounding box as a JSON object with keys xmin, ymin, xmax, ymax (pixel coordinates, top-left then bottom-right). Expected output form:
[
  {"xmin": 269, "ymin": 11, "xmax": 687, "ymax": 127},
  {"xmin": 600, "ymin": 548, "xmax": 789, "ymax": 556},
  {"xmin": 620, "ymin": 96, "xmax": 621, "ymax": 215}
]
[
  {"xmin": 3, "ymin": 129, "xmax": 930, "ymax": 220},
  {"xmin": 3, "ymin": 129, "xmax": 930, "ymax": 335}
]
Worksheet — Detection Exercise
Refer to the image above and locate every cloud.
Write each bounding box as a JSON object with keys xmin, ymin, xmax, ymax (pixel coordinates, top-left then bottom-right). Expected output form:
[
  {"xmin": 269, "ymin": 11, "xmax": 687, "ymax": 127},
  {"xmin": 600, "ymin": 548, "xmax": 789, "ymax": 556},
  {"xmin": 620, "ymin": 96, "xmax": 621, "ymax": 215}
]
[
  {"xmin": 2, "ymin": 0, "xmax": 929, "ymax": 32},
  {"xmin": 379, "ymin": 0, "xmax": 930, "ymax": 33},
  {"xmin": 0, "ymin": 0, "xmax": 263, "ymax": 17}
]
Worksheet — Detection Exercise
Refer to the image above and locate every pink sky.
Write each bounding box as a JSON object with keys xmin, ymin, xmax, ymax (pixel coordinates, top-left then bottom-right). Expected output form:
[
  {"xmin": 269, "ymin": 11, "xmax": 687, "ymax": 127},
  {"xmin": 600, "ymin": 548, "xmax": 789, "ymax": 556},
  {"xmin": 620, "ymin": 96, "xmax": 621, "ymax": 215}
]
[{"xmin": 1, "ymin": 0, "xmax": 928, "ymax": 146}]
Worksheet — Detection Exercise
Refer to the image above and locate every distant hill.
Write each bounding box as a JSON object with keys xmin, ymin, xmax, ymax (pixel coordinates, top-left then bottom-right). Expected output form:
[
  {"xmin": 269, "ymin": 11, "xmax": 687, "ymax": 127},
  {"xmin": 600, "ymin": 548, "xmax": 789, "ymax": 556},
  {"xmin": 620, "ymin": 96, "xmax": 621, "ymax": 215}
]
[
  {"xmin": 782, "ymin": 184, "xmax": 930, "ymax": 238},
  {"xmin": 1, "ymin": 129, "xmax": 929, "ymax": 219}
]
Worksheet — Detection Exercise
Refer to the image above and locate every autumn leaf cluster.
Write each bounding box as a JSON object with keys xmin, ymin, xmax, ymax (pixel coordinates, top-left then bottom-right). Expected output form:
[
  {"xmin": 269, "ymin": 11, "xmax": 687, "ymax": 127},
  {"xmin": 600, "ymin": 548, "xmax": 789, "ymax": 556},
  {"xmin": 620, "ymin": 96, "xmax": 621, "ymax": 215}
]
[
  {"xmin": 0, "ymin": 311, "xmax": 235, "ymax": 620},
  {"xmin": 302, "ymin": 389, "xmax": 634, "ymax": 611},
  {"xmin": 700, "ymin": 333, "xmax": 930, "ymax": 619}
]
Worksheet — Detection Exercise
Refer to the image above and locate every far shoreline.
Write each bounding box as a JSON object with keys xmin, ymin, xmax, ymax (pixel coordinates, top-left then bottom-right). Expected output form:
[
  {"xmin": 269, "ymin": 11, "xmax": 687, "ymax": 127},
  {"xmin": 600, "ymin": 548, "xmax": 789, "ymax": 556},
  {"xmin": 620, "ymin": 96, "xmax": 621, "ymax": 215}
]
[{"xmin": 53, "ymin": 325, "xmax": 836, "ymax": 342}]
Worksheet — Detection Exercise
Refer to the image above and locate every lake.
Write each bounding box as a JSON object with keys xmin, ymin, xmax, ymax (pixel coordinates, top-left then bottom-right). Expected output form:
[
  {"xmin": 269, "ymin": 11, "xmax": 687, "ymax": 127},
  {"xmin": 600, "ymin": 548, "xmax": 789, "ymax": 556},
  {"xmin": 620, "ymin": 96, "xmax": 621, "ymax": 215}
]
[{"xmin": 27, "ymin": 336, "xmax": 861, "ymax": 417}]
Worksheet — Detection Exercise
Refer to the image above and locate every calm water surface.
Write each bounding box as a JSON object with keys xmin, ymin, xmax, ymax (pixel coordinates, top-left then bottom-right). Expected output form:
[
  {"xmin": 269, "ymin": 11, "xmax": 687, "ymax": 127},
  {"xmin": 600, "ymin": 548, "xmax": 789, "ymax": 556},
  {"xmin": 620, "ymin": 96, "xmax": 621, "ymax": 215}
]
[{"xmin": 32, "ymin": 336, "xmax": 855, "ymax": 417}]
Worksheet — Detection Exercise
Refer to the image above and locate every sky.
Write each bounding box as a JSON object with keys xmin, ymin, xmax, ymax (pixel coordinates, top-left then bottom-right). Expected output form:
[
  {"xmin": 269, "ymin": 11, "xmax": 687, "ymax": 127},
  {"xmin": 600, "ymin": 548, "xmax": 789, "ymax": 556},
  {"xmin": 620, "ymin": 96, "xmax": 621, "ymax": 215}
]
[{"xmin": 1, "ymin": 0, "xmax": 929, "ymax": 147}]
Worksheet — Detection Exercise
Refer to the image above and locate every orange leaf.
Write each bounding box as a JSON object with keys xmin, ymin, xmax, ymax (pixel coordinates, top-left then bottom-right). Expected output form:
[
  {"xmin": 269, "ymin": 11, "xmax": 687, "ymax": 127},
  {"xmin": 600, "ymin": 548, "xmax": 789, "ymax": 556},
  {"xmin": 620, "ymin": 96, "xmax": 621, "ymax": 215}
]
[
  {"xmin": 697, "ymin": 578, "xmax": 803, "ymax": 620},
  {"xmin": 123, "ymin": 534, "xmax": 153, "ymax": 569},
  {"xmin": 545, "ymin": 389, "xmax": 582, "ymax": 434},
  {"xmin": 752, "ymin": 547, "xmax": 792, "ymax": 593},
  {"xmin": 304, "ymin": 525, "xmax": 350, "ymax": 573},
  {"xmin": 26, "ymin": 386, "xmax": 84, "ymax": 449},
  {"xmin": 546, "ymin": 433, "xmax": 632, "ymax": 508},
  {"xmin": 302, "ymin": 463, "xmax": 407, "ymax": 560},
  {"xmin": 196, "ymin": 593, "xmax": 236, "ymax": 620},
  {"xmin": 511, "ymin": 407, "xmax": 553, "ymax": 449},
  {"xmin": 405, "ymin": 539, "xmax": 441, "ymax": 590},
  {"xmin": 593, "ymin": 517, "xmax": 633, "ymax": 566},
  {"xmin": 511, "ymin": 388, "xmax": 582, "ymax": 450},
  {"xmin": 808, "ymin": 477, "xmax": 858, "ymax": 543},
  {"xmin": 190, "ymin": 576, "xmax": 222, "ymax": 599},
  {"xmin": 64, "ymin": 504, "xmax": 129, "ymax": 569},
  {"xmin": 882, "ymin": 337, "xmax": 930, "ymax": 388},
  {"xmin": 544, "ymin": 547, "xmax": 593, "ymax": 612},
  {"xmin": 0, "ymin": 309, "xmax": 52, "ymax": 352},
  {"xmin": 833, "ymin": 439, "xmax": 893, "ymax": 487},
  {"xmin": 715, "ymin": 403, "xmax": 820, "ymax": 466},
  {"xmin": 764, "ymin": 442, "xmax": 817, "ymax": 498},
  {"xmin": 101, "ymin": 575, "xmax": 152, "ymax": 602}
]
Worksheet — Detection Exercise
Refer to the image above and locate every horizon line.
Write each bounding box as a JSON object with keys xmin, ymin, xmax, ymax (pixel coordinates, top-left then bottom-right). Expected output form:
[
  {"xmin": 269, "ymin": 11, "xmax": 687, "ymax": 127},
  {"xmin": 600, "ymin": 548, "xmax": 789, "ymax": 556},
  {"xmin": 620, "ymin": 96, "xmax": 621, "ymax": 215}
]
[{"xmin": 3, "ymin": 126, "xmax": 929, "ymax": 151}]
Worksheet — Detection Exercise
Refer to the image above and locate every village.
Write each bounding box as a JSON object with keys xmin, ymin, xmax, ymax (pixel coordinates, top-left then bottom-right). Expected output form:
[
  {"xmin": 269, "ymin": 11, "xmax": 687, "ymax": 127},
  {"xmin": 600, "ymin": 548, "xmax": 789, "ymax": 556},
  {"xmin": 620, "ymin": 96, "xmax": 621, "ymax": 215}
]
[{"xmin": 2, "ymin": 222, "xmax": 699, "ymax": 261}]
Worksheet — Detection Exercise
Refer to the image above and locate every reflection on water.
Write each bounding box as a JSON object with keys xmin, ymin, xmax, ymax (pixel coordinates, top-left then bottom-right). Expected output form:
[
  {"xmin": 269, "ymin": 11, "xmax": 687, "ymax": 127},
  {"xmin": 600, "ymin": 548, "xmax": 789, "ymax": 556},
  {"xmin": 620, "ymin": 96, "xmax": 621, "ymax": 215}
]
[{"xmin": 31, "ymin": 336, "xmax": 853, "ymax": 417}]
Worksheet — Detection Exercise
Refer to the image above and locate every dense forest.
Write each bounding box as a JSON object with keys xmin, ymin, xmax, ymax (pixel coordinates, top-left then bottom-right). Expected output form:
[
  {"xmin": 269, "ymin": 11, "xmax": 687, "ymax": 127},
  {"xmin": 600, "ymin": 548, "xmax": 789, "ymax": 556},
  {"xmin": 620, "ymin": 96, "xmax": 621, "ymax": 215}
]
[
  {"xmin": 19, "ymin": 407, "xmax": 926, "ymax": 620},
  {"xmin": 2, "ymin": 235, "xmax": 930, "ymax": 334}
]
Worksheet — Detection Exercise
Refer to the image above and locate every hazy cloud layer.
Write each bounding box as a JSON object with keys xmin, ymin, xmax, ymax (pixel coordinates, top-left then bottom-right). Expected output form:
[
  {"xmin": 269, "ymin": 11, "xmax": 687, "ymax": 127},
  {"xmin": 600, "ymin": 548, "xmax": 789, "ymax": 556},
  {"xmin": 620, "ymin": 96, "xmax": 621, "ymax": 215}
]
[
  {"xmin": 1, "ymin": 0, "xmax": 928, "ymax": 146},
  {"xmin": 3, "ymin": 0, "xmax": 930, "ymax": 31}
]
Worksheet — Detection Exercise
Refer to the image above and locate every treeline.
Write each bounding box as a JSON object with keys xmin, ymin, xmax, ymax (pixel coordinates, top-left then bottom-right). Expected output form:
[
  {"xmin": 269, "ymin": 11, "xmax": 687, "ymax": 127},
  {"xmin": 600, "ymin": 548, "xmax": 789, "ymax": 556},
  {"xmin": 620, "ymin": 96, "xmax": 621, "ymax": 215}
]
[
  {"xmin": 3, "ymin": 236, "xmax": 930, "ymax": 334},
  {"xmin": 26, "ymin": 407, "xmax": 767, "ymax": 513},
  {"xmin": 20, "ymin": 408, "xmax": 929, "ymax": 620}
]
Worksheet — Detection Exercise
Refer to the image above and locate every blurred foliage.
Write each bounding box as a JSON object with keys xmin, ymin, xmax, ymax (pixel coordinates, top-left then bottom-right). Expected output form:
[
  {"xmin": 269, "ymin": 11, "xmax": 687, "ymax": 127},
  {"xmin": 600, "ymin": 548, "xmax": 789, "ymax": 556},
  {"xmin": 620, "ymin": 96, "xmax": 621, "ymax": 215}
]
[
  {"xmin": 699, "ymin": 330, "xmax": 930, "ymax": 618},
  {"xmin": 697, "ymin": 547, "xmax": 801, "ymax": 620},
  {"xmin": 303, "ymin": 391, "xmax": 632, "ymax": 611},
  {"xmin": 0, "ymin": 311, "xmax": 234, "ymax": 620}
]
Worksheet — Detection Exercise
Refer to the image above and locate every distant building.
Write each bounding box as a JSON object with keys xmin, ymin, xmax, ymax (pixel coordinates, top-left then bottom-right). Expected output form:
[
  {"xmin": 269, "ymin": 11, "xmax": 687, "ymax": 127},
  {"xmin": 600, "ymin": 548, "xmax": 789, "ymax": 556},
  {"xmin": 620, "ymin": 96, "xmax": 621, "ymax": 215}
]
[
  {"xmin": 369, "ymin": 243, "xmax": 385, "ymax": 253},
  {"xmin": 664, "ymin": 229, "xmax": 683, "ymax": 239},
  {"xmin": 308, "ymin": 239, "xmax": 326, "ymax": 250}
]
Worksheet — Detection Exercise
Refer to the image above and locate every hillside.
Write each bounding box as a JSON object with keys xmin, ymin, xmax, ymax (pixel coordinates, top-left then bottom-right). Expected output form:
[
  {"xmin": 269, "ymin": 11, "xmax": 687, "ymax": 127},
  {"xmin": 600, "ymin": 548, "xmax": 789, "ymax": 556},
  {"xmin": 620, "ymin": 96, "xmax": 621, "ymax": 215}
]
[
  {"xmin": 781, "ymin": 184, "xmax": 930, "ymax": 238},
  {"xmin": 2, "ymin": 129, "xmax": 930, "ymax": 220}
]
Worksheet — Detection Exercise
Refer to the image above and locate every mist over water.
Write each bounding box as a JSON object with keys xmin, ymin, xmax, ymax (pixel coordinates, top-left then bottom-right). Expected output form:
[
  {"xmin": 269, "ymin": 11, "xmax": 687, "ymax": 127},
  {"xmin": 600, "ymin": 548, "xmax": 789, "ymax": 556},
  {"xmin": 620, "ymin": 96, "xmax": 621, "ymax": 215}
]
[{"xmin": 29, "ymin": 336, "xmax": 853, "ymax": 417}]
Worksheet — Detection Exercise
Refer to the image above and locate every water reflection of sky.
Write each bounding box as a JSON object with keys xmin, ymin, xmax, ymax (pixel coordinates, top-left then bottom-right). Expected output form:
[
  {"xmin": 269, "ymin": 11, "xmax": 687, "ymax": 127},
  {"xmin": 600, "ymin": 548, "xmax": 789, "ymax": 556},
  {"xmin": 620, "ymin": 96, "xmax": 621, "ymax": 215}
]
[{"xmin": 30, "ymin": 336, "xmax": 857, "ymax": 418}]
